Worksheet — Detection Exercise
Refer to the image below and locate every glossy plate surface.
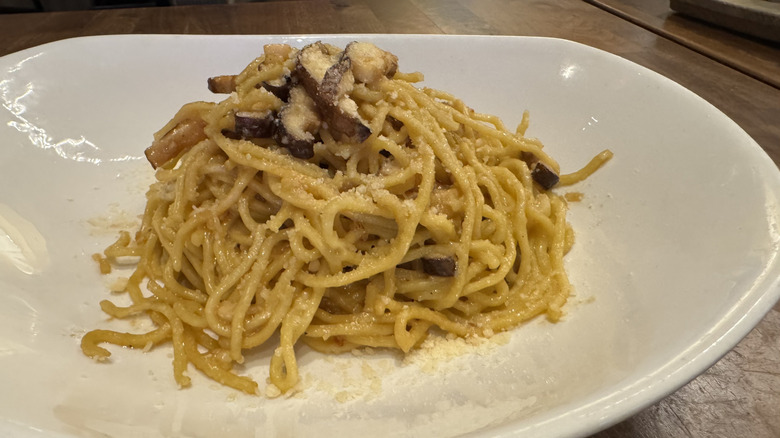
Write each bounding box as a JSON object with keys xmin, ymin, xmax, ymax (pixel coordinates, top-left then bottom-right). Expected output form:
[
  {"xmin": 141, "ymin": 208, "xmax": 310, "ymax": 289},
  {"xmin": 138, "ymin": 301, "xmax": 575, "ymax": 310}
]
[{"xmin": 0, "ymin": 35, "xmax": 778, "ymax": 438}]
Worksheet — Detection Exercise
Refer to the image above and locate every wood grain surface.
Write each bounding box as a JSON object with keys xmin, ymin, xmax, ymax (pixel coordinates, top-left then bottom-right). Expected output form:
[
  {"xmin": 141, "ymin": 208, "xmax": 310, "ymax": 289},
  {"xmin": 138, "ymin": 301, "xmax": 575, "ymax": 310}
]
[
  {"xmin": 585, "ymin": 0, "xmax": 780, "ymax": 89},
  {"xmin": 0, "ymin": 1, "xmax": 778, "ymax": 436}
]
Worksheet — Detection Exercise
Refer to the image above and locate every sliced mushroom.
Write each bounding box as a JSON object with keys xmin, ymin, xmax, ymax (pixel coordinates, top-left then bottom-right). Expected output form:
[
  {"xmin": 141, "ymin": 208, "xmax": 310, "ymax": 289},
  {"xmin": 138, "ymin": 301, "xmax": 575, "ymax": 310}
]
[
  {"xmin": 295, "ymin": 42, "xmax": 338, "ymax": 85},
  {"xmin": 144, "ymin": 118, "xmax": 207, "ymax": 169},
  {"xmin": 421, "ymin": 256, "xmax": 457, "ymax": 277},
  {"xmin": 328, "ymin": 99, "xmax": 371, "ymax": 143},
  {"xmin": 185, "ymin": 42, "xmax": 398, "ymax": 165},
  {"xmin": 220, "ymin": 129, "xmax": 242, "ymax": 140},
  {"xmin": 531, "ymin": 161, "xmax": 560, "ymax": 190},
  {"xmin": 207, "ymin": 75, "xmax": 236, "ymax": 94},
  {"xmin": 396, "ymin": 260, "xmax": 419, "ymax": 271},
  {"xmin": 318, "ymin": 54, "xmax": 352, "ymax": 103},
  {"xmin": 520, "ymin": 151, "xmax": 539, "ymax": 167},
  {"xmin": 234, "ymin": 110, "xmax": 275, "ymax": 139},
  {"xmin": 295, "ymin": 42, "xmax": 371, "ymax": 143},
  {"xmin": 386, "ymin": 115, "xmax": 404, "ymax": 131},
  {"xmin": 261, "ymin": 75, "xmax": 293, "ymax": 102},
  {"xmin": 273, "ymin": 86, "xmax": 321, "ymax": 159}
]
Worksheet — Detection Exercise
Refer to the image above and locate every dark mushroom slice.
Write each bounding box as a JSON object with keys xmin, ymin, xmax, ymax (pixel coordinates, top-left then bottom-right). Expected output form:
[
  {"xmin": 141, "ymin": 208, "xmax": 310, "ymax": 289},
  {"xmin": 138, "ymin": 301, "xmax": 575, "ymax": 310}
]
[
  {"xmin": 531, "ymin": 161, "xmax": 560, "ymax": 190},
  {"xmin": 386, "ymin": 115, "xmax": 404, "ymax": 131},
  {"xmin": 260, "ymin": 75, "xmax": 293, "ymax": 102},
  {"xmin": 520, "ymin": 151, "xmax": 539, "ymax": 167},
  {"xmin": 144, "ymin": 118, "xmax": 208, "ymax": 169},
  {"xmin": 320, "ymin": 54, "xmax": 371, "ymax": 142},
  {"xmin": 328, "ymin": 101, "xmax": 371, "ymax": 142},
  {"xmin": 207, "ymin": 75, "xmax": 236, "ymax": 94},
  {"xmin": 294, "ymin": 42, "xmax": 336, "ymax": 104},
  {"xmin": 295, "ymin": 42, "xmax": 371, "ymax": 143},
  {"xmin": 421, "ymin": 256, "xmax": 457, "ymax": 277},
  {"xmin": 396, "ymin": 259, "xmax": 420, "ymax": 271},
  {"xmin": 234, "ymin": 110, "xmax": 275, "ymax": 139},
  {"xmin": 273, "ymin": 86, "xmax": 322, "ymax": 159},
  {"xmin": 274, "ymin": 121, "xmax": 315, "ymax": 159},
  {"xmin": 221, "ymin": 129, "xmax": 242, "ymax": 140},
  {"xmin": 318, "ymin": 54, "xmax": 351, "ymax": 103}
]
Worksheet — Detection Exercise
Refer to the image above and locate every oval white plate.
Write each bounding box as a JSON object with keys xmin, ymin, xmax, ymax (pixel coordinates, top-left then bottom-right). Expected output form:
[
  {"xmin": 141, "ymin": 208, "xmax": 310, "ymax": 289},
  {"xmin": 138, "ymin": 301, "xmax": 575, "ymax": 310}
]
[{"xmin": 0, "ymin": 34, "xmax": 778, "ymax": 438}]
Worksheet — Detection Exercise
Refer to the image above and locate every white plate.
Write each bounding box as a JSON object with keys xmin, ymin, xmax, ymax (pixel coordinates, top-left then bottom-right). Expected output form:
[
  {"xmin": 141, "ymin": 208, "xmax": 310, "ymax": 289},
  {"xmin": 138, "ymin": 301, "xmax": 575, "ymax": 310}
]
[{"xmin": 0, "ymin": 34, "xmax": 778, "ymax": 438}]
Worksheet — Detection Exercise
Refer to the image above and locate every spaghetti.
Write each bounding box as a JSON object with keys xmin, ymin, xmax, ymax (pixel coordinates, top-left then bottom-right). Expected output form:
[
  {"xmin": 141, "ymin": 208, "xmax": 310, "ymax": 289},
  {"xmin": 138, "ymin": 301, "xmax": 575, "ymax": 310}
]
[{"xmin": 81, "ymin": 41, "xmax": 612, "ymax": 395}]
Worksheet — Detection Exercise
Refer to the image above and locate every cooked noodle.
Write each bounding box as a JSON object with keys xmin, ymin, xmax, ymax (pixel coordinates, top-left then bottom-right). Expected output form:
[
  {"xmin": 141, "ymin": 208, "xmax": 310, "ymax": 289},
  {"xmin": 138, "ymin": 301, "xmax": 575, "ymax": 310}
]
[{"xmin": 81, "ymin": 41, "xmax": 612, "ymax": 395}]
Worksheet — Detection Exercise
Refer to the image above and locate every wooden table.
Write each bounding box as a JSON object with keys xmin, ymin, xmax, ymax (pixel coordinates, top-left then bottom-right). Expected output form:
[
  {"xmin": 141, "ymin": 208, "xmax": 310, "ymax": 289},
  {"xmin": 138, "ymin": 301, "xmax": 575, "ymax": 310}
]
[
  {"xmin": 1, "ymin": 1, "xmax": 778, "ymax": 436},
  {"xmin": 585, "ymin": 0, "xmax": 780, "ymax": 89}
]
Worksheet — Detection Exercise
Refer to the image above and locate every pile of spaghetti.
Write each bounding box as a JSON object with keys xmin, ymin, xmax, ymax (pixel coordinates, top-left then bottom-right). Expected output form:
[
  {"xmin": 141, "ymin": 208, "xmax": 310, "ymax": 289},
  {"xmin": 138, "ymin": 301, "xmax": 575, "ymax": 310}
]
[{"xmin": 81, "ymin": 41, "xmax": 612, "ymax": 395}]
